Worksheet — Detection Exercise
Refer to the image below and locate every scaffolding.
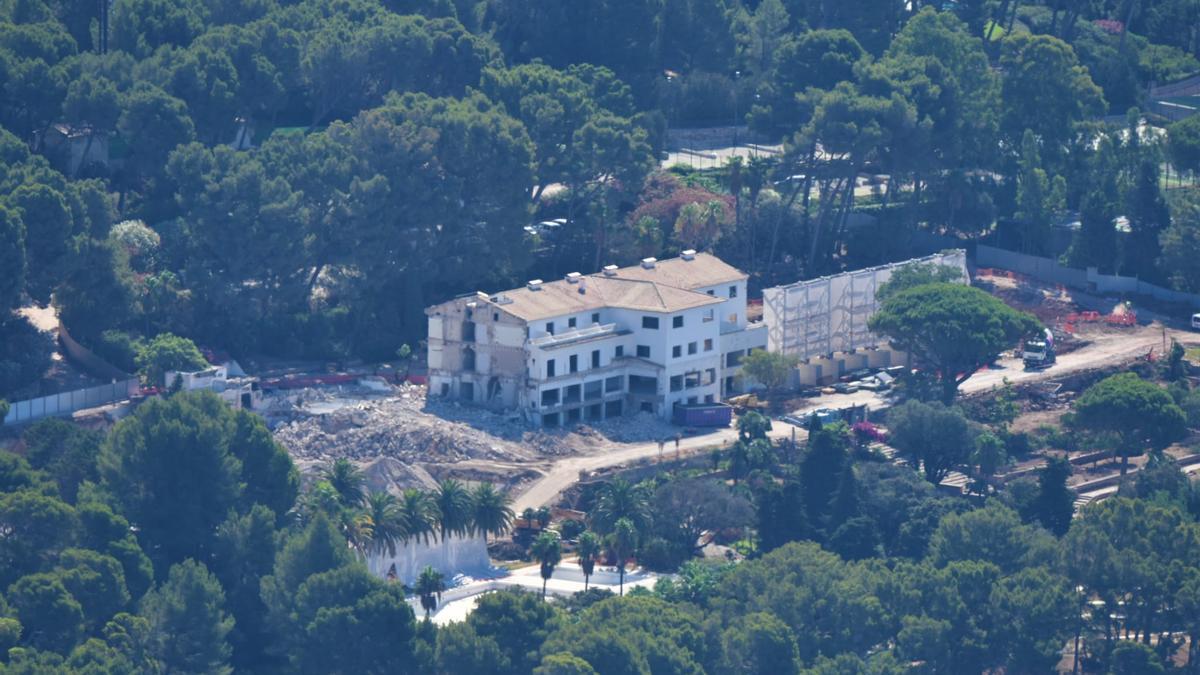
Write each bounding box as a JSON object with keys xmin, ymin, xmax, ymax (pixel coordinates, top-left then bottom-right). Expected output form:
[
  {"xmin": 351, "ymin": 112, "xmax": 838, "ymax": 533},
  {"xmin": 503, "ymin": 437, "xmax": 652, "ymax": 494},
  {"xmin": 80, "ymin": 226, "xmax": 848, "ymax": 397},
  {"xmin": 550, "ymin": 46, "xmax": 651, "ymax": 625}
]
[{"xmin": 763, "ymin": 250, "xmax": 968, "ymax": 359}]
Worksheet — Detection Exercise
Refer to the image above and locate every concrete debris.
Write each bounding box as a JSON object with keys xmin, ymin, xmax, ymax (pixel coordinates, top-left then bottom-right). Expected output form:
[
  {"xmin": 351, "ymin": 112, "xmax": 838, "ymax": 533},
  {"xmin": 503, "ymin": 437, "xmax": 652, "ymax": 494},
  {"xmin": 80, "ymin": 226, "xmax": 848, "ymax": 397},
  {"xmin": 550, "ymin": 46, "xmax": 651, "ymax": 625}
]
[{"xmin": 270, "ymin": 383, "xmax": 629, "ymax": 469}]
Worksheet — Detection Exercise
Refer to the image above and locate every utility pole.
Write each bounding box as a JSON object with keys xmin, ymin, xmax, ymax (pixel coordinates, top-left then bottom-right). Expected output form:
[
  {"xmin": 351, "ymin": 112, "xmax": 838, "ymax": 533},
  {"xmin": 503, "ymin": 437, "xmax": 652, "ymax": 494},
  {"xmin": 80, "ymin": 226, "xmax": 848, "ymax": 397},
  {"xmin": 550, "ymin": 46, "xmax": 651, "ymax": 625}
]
[
  {"xmin": 732, "ymin": 70, "xmax": 741, "ymax": 151},
  {"xmin": 98, "ymin": 0, "xmax": 109, "ymax": 54}
]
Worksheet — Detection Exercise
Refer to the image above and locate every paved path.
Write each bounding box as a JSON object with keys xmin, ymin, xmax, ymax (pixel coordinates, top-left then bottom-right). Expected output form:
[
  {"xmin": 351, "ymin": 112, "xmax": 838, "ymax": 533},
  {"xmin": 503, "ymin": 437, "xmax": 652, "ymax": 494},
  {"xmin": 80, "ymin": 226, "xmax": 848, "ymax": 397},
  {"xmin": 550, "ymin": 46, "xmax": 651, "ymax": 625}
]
[
  {"xmin": 511, "ymin": 324, "xmax": 1198, "ymax": 512},
  {"xmin": 512, "ymin": 421, "xmax": 800, "ymax": 513}
]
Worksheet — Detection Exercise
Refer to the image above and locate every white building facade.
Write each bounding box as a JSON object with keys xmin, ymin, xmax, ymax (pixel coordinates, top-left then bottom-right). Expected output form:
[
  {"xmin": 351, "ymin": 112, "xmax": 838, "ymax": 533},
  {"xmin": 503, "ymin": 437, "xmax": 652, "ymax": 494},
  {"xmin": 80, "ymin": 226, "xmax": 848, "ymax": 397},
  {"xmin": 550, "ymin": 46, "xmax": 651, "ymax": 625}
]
[{"xmin": 425, "ymin": 252, "xmax": 766, "ymax": 426}]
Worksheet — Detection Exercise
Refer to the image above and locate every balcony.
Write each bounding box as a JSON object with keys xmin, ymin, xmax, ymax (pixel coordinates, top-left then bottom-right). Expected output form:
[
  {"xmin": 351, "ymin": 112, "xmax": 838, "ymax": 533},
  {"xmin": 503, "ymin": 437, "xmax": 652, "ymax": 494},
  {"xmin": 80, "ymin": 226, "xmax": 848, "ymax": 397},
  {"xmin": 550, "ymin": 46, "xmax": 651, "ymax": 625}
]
[{"xmin": 530, "ymin": 323, "xmax": 629, "ymax": 351}]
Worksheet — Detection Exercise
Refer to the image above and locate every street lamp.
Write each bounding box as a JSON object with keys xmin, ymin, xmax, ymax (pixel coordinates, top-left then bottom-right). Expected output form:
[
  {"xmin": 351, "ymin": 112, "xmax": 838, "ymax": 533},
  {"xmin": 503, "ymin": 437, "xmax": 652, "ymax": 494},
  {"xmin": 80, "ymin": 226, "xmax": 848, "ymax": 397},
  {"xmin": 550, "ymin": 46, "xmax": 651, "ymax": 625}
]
[{"xmin": 733, "ymin": 70, "xmax": 741, "ymax": 150}]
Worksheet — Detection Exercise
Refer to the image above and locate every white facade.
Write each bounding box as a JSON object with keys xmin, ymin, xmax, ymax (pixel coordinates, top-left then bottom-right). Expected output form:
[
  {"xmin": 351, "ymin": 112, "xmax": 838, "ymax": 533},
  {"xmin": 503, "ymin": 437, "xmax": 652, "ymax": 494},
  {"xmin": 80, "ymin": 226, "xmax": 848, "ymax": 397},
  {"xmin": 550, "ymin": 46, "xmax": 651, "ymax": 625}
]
[
  {"xmin": 426, "ymin": 253, "xmax": 766, "ymax": 426},
  {"xmin": 164, "ymin": 365, "xmax": 262, "ymax": 410}
]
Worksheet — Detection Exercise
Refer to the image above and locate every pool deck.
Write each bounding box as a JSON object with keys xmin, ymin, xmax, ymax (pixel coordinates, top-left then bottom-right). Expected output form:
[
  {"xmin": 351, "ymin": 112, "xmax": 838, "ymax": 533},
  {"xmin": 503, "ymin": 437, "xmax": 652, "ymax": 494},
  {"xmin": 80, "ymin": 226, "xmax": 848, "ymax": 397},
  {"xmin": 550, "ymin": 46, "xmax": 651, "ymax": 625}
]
[{"xmin": 412, "ymin": 562, "xmax": 662, "ymax": 625}]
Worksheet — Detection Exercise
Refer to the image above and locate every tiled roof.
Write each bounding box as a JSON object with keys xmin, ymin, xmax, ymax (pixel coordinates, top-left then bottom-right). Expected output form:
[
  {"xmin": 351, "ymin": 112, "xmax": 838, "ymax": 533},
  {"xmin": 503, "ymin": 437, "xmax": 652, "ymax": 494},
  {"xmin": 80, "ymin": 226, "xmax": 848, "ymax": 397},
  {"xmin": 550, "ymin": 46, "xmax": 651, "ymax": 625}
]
[
  {"xmin": 491, "ymin": 275, "xmax": 721, "ymax": 321},
  {"xmin": 430, "ymin": 253, "xmax": 745, "ymax": 322}
]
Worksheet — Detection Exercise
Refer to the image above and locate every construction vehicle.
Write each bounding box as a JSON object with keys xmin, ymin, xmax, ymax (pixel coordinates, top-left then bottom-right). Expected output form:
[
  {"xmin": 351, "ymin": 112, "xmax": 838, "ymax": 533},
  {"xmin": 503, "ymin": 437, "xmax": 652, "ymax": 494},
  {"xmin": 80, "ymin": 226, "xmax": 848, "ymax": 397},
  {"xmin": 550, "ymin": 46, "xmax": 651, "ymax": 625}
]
[{"xmin": 1023, "ymin": 328, "xmax": 1056, "ymax": 370}]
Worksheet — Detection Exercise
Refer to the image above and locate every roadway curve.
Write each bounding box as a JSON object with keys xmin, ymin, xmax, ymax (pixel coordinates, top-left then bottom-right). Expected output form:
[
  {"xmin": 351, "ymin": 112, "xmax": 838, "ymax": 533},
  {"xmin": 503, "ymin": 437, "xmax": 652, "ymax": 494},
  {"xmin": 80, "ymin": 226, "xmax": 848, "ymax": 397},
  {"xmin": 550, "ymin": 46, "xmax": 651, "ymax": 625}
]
[{"xmin": 511, "ymin": 324, "xmax": 1199, "ymax": 512}]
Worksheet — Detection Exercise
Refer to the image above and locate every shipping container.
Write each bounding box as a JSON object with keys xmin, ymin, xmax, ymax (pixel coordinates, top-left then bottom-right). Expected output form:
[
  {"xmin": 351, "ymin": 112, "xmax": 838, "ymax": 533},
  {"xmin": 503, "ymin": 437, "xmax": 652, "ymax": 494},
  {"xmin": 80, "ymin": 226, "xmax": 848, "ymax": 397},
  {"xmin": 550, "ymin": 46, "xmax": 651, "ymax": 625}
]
[{"xmin": 672, "ymin": 403, "xmax": 733, "ymax": 427}]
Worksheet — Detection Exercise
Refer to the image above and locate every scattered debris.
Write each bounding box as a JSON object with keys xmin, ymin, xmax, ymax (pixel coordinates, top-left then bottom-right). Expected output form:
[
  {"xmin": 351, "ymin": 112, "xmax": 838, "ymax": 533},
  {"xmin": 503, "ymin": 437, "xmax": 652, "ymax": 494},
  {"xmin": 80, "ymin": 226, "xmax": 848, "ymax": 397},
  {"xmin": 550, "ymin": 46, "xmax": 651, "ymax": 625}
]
[{"xmin": 269, "ymin": 383, "xmax": 681, "ymax": 494}]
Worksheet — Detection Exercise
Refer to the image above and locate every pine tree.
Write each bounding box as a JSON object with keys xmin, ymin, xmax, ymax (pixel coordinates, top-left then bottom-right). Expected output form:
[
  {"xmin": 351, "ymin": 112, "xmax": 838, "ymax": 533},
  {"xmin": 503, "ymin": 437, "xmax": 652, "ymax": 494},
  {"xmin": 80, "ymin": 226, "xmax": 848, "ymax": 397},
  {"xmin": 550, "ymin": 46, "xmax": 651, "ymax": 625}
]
[
  {"xmin": 801, "ymin": 424, "xmax": 849, "ymax": 530},
  {"xmin": 1030, "ymin": 457, "xmax": 1074, "ymax": 536},
  {"xmin": 141, "ymin": 559, "xmax": 234, "ymax": 675},
  {"xmin": 826, "ymin": 458, "xmax": 860, "ymax": 532}
]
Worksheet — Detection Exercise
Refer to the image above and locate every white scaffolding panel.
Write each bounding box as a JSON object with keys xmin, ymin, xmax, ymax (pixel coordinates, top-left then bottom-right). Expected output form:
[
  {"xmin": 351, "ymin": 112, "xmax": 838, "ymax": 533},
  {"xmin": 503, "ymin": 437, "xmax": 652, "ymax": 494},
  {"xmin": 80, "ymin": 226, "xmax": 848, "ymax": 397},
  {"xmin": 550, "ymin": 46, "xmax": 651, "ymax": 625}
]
[{"xmin": 763, "ymin": 250, "xmax": 968, "ymax": 359}]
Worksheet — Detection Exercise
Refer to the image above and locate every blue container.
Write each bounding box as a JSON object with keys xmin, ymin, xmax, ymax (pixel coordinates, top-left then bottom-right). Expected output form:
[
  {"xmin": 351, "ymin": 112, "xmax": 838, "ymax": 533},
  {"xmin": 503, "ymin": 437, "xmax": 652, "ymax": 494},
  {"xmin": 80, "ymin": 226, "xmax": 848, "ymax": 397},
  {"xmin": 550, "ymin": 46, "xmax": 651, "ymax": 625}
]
[{"xmin": 672, "ymin": 403, "xmax": 733, "ymax": 427}]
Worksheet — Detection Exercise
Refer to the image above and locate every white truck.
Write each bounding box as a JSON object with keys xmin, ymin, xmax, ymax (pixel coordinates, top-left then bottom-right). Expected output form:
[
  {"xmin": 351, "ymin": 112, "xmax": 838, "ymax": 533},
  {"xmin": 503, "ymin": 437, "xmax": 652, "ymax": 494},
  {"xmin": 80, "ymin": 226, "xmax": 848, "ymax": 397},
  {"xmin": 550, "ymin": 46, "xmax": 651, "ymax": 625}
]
[{"xmin": 1022, "ymin": 328, "xmax": 1057, "ymax": 370}]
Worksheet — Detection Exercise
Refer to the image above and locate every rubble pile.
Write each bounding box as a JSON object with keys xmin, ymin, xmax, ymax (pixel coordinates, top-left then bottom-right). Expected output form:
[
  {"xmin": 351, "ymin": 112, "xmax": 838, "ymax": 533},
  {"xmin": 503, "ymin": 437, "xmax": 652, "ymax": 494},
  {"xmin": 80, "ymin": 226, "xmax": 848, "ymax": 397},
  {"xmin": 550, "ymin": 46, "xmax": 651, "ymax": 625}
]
[{"xmin": 271, "ymin": 383, "xmax": 587, "ymax": 465}]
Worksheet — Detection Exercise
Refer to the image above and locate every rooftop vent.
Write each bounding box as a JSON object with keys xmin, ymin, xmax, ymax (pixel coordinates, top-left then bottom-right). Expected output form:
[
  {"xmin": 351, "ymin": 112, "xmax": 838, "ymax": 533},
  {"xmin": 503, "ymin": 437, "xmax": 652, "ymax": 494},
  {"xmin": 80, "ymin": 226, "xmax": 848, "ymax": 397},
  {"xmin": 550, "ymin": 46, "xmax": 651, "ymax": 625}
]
[
  {"xmin": 641, "ymin": 257, "xmax": 657, "ymax": 269},
  {"xmin": 602, "ymin": 265, "xmax": 619, "ymax": 277},
  {"xmin": 491, "ymin": 294, "xmax": 513, "ymax": 305},
  {"xmin": 565, "ymin": 272, "xmax": 582, "ymax": 284},
  {"xmin": 681, "ymin": 249, "xmax": 696, "ymax": 261},
  {"xmin": 527, "ymin": 279, "xmax": 543, "ymax": 291}
]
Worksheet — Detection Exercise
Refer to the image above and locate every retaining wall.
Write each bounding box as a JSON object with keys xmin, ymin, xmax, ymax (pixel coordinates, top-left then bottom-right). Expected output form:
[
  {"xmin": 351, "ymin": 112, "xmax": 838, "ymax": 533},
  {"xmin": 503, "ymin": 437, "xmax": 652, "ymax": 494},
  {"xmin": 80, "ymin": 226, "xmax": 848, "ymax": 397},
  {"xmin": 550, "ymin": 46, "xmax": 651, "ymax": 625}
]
[{"xmin": 976, "ymin": 245, "xmax": 1200, "ymax": 310}]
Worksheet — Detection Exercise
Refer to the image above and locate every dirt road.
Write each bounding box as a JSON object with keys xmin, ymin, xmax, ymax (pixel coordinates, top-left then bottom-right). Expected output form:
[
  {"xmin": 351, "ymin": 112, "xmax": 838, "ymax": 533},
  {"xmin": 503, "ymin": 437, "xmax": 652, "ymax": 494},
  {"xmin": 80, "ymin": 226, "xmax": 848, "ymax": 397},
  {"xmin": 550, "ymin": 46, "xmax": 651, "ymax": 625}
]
[
  {"xmin": 511, "ymin": 324, "xmax": 1199, "ymax": 512},
  {"xmin": 512, "ymin": 421, "xmax": 801, "ymax": 513}
]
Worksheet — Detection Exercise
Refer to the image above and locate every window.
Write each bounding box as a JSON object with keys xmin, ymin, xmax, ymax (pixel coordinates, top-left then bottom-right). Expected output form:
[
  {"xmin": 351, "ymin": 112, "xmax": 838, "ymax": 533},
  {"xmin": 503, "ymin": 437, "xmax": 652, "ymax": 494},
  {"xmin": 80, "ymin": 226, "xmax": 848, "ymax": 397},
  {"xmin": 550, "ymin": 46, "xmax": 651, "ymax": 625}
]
[
  {"xmin": 545, "ymin": 322, "xmax": 554, "ymax": 335},
  {"xmin": 462, "ymin": 347, "xmax": 476, "ymax": 372},
  {"xmin": 564, "ymin": 384, "xmax": 581, "ymax": 404},
  {"xmin": 687, "ymin": 396, "xmax": 698, "ymax": 404},
  {"xmin": 642, "ymin": 316, "xmax": 659, "ymax": 329},
  {"xmin": 687, "ymin": 342, "xmax": 697, "ymax": 355},
  {"xmin": 706, "ymin": 290, "xmax": 715, "ymax": 296},
  {"xmin": 568, "ymin": 317, "xmax": 577, "ymax": 328},
  {"xmin": 703, "ymin": 309, "xmax": 714, "ymax": 322},
  {"xmin": 725, "ymin": 351, "xmax": 743, "ymax": 368},
  {"xmin": 605, "ymin": 376, "xmax": 623, "ymax": 393},
  {"xmin": 672, "ymin": 345, "xmax": 682, "ymax": 359},
  {"xmin": 591, "ymin": 350, "xmax": 600, "ymax": 368},
  {"xmin": 584, "ymin": 380, "xmax": 602, "ymax": 400},
  {"xmin": 547, "ymin": 359, "xmax": 556, "ymax": 377},
  {"xmin": 636, "ymin": 345, "xmax": 650, "ymax": 358},
  {"xmin": 493, "ymin": 312, "xmax": 499, "ymax": 321},
  {"xmin": 591, "ymin": 312, "xmax": 600, "ymax": 324},
  {"xmin": 729, "ymin": 285, "xmax": 738, "ymax": 298},
  {"xmin": 704, "ymin": 338, "xmax": 713, "ymax": 352},
  {"xmin": 670, "ymin": 375, "xmax": 683, "ymax": 392},
  {"xmin": 704, "ymin": 394, "xmax": 714, "ymax": 403},
  {"xmin": 615, "ymin": 346, "xmax": 624, "ymax": 358},
  {"xmin": 541, "ymin": 389, "xmax": 559, "ymax": 406},
  {"xmin": 672, "ymin": 316, "xmax": 683, "ymax": 328},
  {"xmin": 685, "ymin": 371, "xmax": 701, "ymax": 389},
  {"xmin": 463, "ymin": 321, "xmax": 476, "ymax": 342},
  {"xmin": 569, "ymin": 355, "xmax": 578, "ymax": 373},
  {"xmin": 704, "ymin": 368, "xmax": 716, "ymax": 385}
]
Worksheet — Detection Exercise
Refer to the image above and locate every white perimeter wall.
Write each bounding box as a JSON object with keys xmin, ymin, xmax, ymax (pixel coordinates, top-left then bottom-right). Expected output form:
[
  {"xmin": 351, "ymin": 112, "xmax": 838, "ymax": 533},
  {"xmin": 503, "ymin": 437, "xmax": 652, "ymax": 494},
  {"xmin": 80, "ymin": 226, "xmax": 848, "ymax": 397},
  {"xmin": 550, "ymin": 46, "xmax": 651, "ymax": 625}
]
[{"xmin": 366, "ymin": 532, "xmax": 493, "ymax": 586}]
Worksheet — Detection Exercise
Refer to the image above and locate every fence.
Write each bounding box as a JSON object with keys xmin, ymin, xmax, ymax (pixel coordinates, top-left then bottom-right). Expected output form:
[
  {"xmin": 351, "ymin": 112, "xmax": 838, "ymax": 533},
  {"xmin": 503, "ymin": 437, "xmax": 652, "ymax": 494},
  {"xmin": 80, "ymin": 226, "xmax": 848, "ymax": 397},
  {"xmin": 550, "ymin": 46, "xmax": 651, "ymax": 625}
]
[
  {"xmin": 3, "ymin": 379, "xmax": 139, "ymax": 426},
  {"xmin": 976, "ymin": 245, "xmax": 1200, "ymax": 310}
]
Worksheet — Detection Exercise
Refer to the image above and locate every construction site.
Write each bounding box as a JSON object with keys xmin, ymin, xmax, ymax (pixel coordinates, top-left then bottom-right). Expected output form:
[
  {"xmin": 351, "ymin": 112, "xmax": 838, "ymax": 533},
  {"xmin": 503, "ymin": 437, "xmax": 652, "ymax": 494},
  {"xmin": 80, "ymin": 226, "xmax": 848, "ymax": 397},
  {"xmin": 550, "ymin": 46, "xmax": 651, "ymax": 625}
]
[
  {"xmin": 5, "ymin": 254, "xmax": 1198, "ymax": 520},
  {"xmin": 248, "ymin": 258, "xmax": 1200, "ymax": 519}
]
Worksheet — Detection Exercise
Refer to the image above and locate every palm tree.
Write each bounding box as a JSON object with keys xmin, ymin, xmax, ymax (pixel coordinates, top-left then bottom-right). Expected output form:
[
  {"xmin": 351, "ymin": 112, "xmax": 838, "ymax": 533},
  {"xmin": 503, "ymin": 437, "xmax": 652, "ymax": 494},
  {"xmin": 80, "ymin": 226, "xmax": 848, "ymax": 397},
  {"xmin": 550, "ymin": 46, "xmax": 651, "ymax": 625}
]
[
  {"xmin": 337, "ymin": 507, "xmax": 373, "ymax": 558},
  {"xmin": 323, "ymin": 458, "xmax": 366, "ymax": 507},
  {"xmin": 609, "ymin": 517, "xmax": 638, "ymax": 596},
  {"xmin": 414, "ymin": 565, "xmax": 445, "ymax": 619},
  {"xmin": 364, "ymin": 491, "xmax": 405, "ymax": 558},
  {"xmin": 591, "ymin": 479, "xmax": 650, "ymax": 535},
  {"xmin": 398, "ymin": 488, "xmax": 435, "ymax": 545},
  {"xmin": 521, "ymin": 507, "xmax": 537, "ymax": 528},
  {"xmin": 471, "ymin": 483, "xmax": 514, "ymax": 543},
  {"xmin": 535, "ymin": 506, "xmax": 552, "ymax": 530},
  {"xmin": 530, "ymin": 531, "xmax": 562, "ymax": 600},
  {"xmin": 434, "ymin": 479, "xmax": 473, "ymax": 543},
  {"xmin": 577, "ymin": 531, "xmax": 601, "ymax": 591}
]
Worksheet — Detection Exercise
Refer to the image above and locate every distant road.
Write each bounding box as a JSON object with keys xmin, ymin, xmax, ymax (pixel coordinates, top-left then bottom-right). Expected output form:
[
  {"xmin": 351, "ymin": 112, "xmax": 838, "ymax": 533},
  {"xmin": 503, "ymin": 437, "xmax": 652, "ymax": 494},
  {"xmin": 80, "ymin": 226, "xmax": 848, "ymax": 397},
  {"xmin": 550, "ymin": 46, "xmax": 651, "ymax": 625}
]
[{"xmin": 511, "ymin": 324, "xmax": 1198, "ymax": 511}]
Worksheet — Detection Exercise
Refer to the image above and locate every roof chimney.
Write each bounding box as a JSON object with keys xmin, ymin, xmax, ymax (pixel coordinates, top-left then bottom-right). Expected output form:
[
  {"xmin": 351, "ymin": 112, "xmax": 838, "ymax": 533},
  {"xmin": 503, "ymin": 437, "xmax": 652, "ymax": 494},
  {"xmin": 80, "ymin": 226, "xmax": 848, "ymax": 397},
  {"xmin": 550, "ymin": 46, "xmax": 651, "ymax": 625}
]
[
  {"xmin": 527, "ymin": 279, "xmax": 543, "ymax": 291},
  {"xmin": 641, "ymin": 257, "xmax": 657, "ymax": 269},
  {"xmin": 565, "ymin": 272, "xmax": 582, "ymax": 284},
  {"xmin": 681, "ymin": 249, "xmax": 696, "ymax": 261},
  {"xmin": 602, "ymin": 265, "xmax": 618, "ymax": 276}
]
